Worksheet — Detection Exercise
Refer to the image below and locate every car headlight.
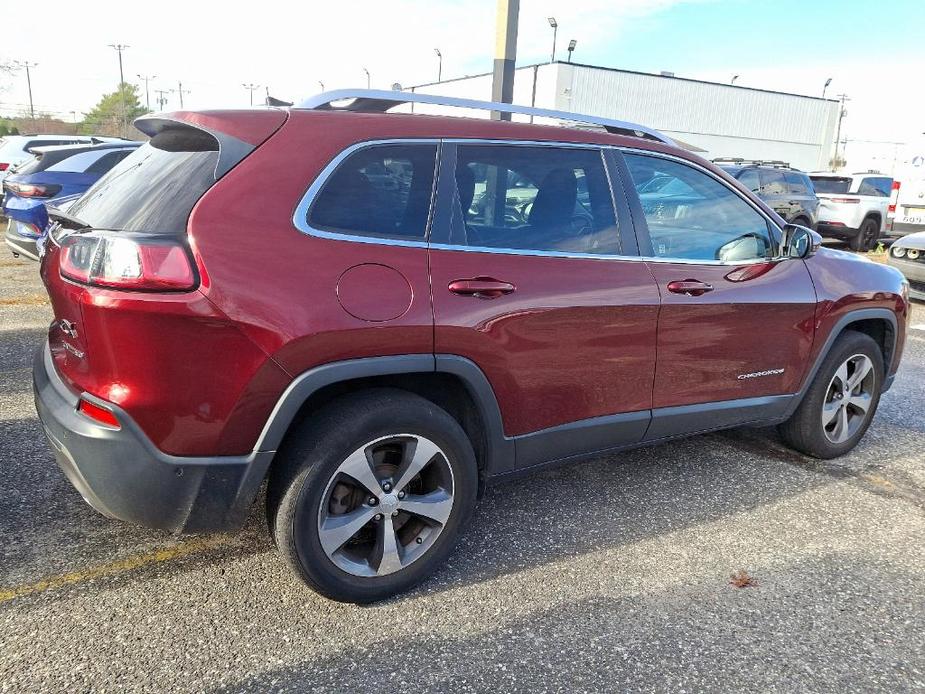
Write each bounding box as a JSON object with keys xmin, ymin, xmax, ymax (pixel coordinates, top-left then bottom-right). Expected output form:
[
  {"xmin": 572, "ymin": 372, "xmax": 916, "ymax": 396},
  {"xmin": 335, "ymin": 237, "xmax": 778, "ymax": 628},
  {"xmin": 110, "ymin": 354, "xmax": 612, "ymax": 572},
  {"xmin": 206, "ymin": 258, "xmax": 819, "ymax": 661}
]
[
  {"xmin": 893, "ymin": 246, "xmax": 906, "ymax": 257},
  {"xmin": 908, "ymin": 248, "xmax": 920, "ymax": 260}
]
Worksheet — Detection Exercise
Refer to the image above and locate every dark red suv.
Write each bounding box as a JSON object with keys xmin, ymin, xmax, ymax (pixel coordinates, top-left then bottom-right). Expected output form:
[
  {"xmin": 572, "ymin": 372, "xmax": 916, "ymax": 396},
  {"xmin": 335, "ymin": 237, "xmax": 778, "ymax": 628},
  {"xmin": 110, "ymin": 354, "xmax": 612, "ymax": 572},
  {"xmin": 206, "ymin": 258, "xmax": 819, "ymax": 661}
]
[{"xmin": 34, "ymin": 91, "xmax": 910, "ymax": 603}]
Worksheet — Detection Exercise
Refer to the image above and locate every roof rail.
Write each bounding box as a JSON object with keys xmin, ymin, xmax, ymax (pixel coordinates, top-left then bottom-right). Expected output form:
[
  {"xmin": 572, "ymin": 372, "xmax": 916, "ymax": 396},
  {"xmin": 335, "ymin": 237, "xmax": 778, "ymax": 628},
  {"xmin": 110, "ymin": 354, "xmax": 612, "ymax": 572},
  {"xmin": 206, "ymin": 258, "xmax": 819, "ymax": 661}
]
[
  {"xmin": 296, "ymin": 89, "xmax": 674, "ymax": 145},
  {"xmin": 713, "ymin": 157, "xmax": 793, "ymax": 169}
]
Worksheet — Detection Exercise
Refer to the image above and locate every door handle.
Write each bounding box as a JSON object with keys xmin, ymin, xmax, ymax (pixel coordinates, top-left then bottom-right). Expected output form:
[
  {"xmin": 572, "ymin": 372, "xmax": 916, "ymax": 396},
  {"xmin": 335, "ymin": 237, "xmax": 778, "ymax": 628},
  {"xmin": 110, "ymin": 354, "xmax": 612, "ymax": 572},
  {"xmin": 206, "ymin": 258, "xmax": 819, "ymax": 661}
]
[
  {"xmin": 667, "ymin": 279, "xmax": 714, "ymax": 297},
  {"xmin": 448, "ymin": 277, "xmax": 515, "ymax": 299}
]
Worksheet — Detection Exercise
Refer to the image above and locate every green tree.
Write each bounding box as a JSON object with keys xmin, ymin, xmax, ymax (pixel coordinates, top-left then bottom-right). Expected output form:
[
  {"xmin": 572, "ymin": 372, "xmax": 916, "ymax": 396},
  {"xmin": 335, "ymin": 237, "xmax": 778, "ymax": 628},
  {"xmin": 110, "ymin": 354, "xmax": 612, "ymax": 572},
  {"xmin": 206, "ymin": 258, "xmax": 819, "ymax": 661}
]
[{"xmin": 79, "ymin": 83, "xmax": 149, "ymax": 136}]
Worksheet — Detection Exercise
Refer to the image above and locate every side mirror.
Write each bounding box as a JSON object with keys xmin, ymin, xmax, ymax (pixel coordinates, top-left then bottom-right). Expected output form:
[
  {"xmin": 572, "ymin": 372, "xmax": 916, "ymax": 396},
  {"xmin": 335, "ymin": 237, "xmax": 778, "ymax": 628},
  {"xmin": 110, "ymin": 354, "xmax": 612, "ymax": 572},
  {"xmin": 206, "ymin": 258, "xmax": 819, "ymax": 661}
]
[{"xmin": 781, "ymin": 224, "xmax": 821, "ymax": 259}]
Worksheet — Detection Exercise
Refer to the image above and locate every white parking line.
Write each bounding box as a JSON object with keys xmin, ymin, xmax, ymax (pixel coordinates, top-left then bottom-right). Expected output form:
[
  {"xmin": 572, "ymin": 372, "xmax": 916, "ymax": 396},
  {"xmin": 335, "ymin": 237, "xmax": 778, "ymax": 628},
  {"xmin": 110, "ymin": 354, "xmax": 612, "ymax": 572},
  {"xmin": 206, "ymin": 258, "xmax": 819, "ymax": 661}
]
[{"xmin": 912, "ymin": 324, "xmax": 925, "ymax": 332}]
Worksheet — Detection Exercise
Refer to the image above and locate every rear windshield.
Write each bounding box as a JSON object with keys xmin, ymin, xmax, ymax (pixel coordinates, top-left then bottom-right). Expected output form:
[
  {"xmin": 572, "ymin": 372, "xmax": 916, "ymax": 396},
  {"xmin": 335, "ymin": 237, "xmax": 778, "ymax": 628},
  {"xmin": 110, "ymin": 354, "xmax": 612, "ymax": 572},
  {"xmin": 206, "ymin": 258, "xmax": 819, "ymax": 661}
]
[
  {"xmin": 65, "ymin": 129, "xmax": 219, "ymax": 234},
  {"xmin": 810, "ymin": 176, "xmax": 851, "ymax": 194}
]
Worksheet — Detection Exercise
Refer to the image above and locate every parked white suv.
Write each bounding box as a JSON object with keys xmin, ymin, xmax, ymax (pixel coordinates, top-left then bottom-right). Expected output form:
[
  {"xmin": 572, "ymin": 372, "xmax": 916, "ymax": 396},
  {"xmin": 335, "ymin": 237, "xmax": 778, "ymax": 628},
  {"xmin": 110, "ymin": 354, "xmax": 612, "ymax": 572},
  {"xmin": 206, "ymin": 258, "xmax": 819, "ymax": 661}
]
[
  {"xmin": 888, "ymin": 174, "xmax": 925, "ymax": 238},
  {"xmin": 809, "ymin": 172, "xmax": 892, "ymax": 251},
  {"xmin": 0, "ymin": 135, "xmax": 122, "ymax": 181}
]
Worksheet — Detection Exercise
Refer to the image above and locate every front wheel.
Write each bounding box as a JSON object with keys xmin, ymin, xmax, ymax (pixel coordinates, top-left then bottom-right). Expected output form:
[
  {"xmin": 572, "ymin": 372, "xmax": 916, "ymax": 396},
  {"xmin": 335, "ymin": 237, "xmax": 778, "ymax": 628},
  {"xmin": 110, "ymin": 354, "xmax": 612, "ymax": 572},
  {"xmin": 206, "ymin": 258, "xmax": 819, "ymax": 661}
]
[
  {"xmin": 778, "ymin": 330, "xmax": 883, "ymax": 459},
  {"xmin": 267, "ymin": 389, "xmax": 478, "ymax": 603}
]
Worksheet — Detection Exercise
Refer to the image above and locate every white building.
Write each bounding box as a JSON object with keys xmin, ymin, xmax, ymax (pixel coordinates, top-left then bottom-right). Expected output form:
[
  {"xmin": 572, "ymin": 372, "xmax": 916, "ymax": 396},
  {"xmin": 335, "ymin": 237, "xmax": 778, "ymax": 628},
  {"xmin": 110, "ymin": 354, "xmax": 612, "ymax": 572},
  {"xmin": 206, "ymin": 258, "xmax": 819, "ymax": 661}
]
[{"xmin": 408, "ymin": 62, "xmax": 840, "ymax": 172}]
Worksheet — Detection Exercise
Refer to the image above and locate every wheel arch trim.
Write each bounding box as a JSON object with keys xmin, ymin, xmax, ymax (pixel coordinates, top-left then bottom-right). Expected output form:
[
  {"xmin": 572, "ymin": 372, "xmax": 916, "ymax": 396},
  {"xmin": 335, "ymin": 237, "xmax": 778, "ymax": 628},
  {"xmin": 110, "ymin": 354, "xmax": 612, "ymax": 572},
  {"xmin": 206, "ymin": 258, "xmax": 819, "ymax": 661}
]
[{"xmin": 786, "ymin": 307, "xmax": 898, "ymax": 418}]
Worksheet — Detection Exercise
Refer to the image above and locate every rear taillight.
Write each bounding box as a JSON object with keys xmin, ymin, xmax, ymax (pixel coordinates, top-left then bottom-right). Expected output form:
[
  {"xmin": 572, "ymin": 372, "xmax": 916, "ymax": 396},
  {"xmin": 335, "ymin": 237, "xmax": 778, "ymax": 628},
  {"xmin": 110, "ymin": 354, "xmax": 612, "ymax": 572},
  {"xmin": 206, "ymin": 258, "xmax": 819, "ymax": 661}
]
[
  {"xmin": 0, "ymin": 163, "xmax": 8, "ymax": 171},
  {"xmin": 59, "ymin": 232, "xmax": 197, "ymax": 291},
  {"xmin": 888, "ymin": 180, "xmax": 901, "ymax": 215},
  {"xmin": 829, "ymin": 197, "xmax": 860, "ymax": 204},
  {"xmin": 77, "ymin": 397, "xmax": 120, "ymax": 428},
  {"xmin": 4, "ymin": 181, "xmax": 61, "ymax": 198}
]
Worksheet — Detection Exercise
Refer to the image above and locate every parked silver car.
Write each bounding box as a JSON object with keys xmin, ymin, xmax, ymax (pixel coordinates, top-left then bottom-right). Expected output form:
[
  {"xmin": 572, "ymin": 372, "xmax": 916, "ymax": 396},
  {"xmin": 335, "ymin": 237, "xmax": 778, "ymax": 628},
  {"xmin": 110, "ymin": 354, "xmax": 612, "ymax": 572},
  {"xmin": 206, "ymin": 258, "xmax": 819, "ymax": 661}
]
[{"xmin": 887, "ymin": 231, "xmax": 925, "ymax": 301}]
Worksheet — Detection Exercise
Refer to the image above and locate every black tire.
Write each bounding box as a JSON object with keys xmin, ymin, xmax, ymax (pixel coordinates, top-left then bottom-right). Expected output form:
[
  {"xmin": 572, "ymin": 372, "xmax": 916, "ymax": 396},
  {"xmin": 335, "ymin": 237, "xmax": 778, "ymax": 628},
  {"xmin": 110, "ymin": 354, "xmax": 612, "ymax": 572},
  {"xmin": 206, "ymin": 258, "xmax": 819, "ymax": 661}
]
[
  {"xmin": 267, "ymin": 388, "xmax": 478, "ymax": 603},
  {"xmin": 778, "ymin": 330, "xmax": 883, "ymax": 459},
  {"xmin": 792, "ymin": 216, "xmax": 811, "ymax": 228},
  {"xmin": 849, "ymin": 217, "xmax": 879, "ymax": 252}
]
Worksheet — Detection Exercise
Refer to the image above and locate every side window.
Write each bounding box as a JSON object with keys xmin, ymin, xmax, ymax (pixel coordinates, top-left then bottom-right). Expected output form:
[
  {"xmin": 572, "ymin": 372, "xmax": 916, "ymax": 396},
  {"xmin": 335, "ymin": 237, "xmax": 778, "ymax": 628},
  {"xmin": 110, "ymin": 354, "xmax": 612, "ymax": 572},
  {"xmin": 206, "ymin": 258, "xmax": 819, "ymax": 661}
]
[
  {"xmin": 84, "ymin": 150, "xmax": 134, "ymax": 175},
  {"xmin": 784, "ymin": 171, "xmax": 810, "ymax": 195},
  {"xmin": 450, "ymin": 144, "xmax": 619, "ymax": 254},
  {"xmin": 759, "ymin": 169, "xmax": 787, "ymax": 196},
  {"xmin": 307, "ymin": 144, "xmax": 437, "ymax": 240},
  {"xmin": 737, "ymin": 169, "xmax": 760, "ymax": 194},
  {"xmin": 858, "ymin": 177, "xmax": 891, "ymax": 197},
  {"xmin": 624, "ymin": 153, "xmax": 774, "ymax": 262}
]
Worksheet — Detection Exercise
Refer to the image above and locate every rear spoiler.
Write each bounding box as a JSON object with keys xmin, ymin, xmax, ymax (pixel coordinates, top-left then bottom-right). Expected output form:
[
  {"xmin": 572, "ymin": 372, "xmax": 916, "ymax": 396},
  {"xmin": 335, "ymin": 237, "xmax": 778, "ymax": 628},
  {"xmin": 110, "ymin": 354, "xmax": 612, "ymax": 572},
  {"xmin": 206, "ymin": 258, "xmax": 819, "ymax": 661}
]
[{"xmin": 134, "ymin": 111, "xmax": 287, "ymax": 179}]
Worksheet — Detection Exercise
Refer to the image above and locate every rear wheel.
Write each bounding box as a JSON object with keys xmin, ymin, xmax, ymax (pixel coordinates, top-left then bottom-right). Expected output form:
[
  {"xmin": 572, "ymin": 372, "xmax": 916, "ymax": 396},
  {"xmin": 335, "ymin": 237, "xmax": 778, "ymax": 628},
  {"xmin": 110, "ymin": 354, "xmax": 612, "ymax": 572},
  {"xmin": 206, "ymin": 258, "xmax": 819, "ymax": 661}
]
[
  {"xmin": 778, "ymin": 331, "xmax": 883, "ymax": 458},
  {"xmin": 850, "ymin": 217, "xmax": 879, "ymax": 251},
  {"xmin": 267, "ymin": 389, "xmax": 478, "ymax": 603}
]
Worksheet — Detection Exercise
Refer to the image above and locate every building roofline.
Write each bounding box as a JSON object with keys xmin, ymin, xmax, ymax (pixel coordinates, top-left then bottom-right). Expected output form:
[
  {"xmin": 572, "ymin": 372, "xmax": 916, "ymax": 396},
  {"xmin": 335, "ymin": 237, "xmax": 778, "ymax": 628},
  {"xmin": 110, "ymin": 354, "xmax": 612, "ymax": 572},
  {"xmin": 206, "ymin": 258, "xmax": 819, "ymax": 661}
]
[{"xmin": 410, "ymin": 61, "xmax": 838, "ymax": 104}]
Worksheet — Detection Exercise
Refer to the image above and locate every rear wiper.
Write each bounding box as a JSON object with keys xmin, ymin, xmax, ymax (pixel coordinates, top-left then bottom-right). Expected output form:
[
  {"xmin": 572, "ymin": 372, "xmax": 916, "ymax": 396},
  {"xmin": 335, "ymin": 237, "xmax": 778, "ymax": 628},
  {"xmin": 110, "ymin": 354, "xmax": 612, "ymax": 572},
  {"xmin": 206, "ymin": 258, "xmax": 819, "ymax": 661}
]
[{"xmin": 47, "ymin": 206, "xmax": 91, "ymax": 231}]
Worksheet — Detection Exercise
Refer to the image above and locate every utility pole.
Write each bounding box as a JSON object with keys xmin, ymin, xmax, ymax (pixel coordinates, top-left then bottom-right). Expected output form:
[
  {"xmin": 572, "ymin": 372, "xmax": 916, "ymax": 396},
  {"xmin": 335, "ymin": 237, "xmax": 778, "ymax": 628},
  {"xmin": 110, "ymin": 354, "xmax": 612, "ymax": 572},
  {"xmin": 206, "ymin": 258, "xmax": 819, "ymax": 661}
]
[
  {"xmin": 491, "ymin": 0, "xmax": 519, "ymax": 120},
  {"xmin": 171, "ymin": 81, "xmax": 189, "ymax": 108},
  {"xmin": 108, "ymin": 44, "xmax": 129, "ymax": 136},
  {"xmin": 154, "ymin": 89, "xmax": 169, "ymax": 111},
  {"xmin": 242, "ymin": 83, "xmax": 260, "ymax": 106},
  {"xmin": 832, "ymin": 93, "xmax": 850, "ymax": 171},
  {"xmin": 434, "ymin": 48, "xmax": 442, "ymax": 82},
  {"xmin": 14, "ymin": 60, "xmax": 37, "ymax": 120},
  {"xmin": 137, "ymin": 73, "xmax": 156, "ymax": 110}
]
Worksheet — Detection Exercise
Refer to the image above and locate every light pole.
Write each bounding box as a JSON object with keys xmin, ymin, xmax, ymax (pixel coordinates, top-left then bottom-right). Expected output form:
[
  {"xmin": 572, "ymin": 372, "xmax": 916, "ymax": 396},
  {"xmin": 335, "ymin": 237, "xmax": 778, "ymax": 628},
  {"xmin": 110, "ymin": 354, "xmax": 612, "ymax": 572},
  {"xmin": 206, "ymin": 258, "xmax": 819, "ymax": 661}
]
[
  {"xmin": 832, "ymin": 93, "xmax": 850, "ymax": 171},
  {"xmin": 13, "ymin": 60, "xmax": 37, "ymax": 119},
  {"xmin": 492, "ymin": 0, "xmax": 520, "ymax": 119},
  {"xmin": 547, "ymin": 17, "xmax": 558, "ymax": 62},
  {"xmin": 108, "ymin": 44, "xmax": 129, "ymax": 135},
  {"xmin": 731, "ymin": 74, "xmax": 739, "ymax": 85},
  {"xmin": 318, "ymin": 80, "xmax": 325, "ymax": 92},
  {"xmin": 434, "ymin": 48, "xmax": 442, "ymax": 82},
  {"xmin": 242, "ymin": 83, "xmax": 260, "ymax": 106},
  {"xmin": 567, "ymin": 39, "xmax": 576, "ymax": 63},
  {"xmin": 822, "ymin": 77, "xmax": 832, "ymax": 98},
  {"xmin": 363, "ymin": 67, "xmax": 370, "ymax": 89},
  {"xmin": 137, "ymin": 73, "xmax": 156, "ymax": 110}
]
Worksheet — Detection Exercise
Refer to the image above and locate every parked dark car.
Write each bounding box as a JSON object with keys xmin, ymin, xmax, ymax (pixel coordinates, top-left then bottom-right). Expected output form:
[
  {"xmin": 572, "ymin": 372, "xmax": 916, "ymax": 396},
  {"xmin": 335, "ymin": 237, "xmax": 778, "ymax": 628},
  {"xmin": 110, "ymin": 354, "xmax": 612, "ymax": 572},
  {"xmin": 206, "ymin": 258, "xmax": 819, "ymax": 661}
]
[
  {"xmin": 34, "ymin": 92, "xmax": 909, "ymax": 604},
  {"xmin": 715, "ymin": 159, "xmax": 819, "ymax": 229},
  {"xmin": 4, "ymin": 141, "xmax": 140, "ymax": 260}
]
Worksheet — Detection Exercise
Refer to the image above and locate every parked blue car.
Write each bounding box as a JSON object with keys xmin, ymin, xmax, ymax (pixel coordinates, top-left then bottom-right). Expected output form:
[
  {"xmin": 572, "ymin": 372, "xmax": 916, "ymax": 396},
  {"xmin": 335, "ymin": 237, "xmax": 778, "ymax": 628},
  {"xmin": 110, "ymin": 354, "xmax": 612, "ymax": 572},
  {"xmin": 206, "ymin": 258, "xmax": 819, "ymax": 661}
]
[{"xmin": 3, "ymin": 141, "xmax": 140, "ymax": 260}]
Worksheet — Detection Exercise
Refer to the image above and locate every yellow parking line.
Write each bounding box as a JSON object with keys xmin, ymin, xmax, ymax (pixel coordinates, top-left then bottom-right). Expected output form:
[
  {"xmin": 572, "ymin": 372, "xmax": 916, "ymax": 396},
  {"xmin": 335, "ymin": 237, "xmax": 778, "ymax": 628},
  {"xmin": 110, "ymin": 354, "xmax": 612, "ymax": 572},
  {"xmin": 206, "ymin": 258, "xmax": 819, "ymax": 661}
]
[{"xmin": 0, "ymin": 535, "xmax": 234, "ymax": 604}]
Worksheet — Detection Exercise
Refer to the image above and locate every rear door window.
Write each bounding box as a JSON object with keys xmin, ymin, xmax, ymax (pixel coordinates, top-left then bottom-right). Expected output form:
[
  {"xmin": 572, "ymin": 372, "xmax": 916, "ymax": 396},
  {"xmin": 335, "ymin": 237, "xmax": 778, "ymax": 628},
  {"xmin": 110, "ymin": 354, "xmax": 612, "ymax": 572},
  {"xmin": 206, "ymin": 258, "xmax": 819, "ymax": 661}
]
[
  {"xmin": 307, "ymin": 144, "xmax": 437, "ymax": 241},
  {"xmin": 444, "ymin": 144, "xmax": 618, "ymax": 254},
  {"xmin": 65, "ymin": 129, "xmax": 220, "ymax": 234}
]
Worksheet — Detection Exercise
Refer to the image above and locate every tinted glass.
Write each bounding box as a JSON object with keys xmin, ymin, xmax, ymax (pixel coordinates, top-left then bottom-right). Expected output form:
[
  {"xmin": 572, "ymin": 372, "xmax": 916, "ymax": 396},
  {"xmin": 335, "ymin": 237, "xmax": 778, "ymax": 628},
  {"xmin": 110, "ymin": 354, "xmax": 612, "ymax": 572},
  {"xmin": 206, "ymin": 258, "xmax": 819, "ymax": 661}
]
[
  {"xmin": 450, "ymin": 144, "xmax": 618, "ymax": 254},
  {"xmin": 66, "ymin": 129, "xmax": 219, "ymax": 234},
  {"xmin": 309, "ymin": 144, "xmax": 437, "ymax": 240},
  {"xmin": 737, "ymin": 169, "xmax": 760, "ymax": 193},
  {"xmin": 858, "ymin": 177, "xmax": 891, "ymax": 197},
  {"xmin": 810, "ymin": 176, "xmax": 851, "ymax": 194},
  {"xmin": 84, "ymin": 149, "xmax": 134, "ymax": 175},
  {"xmin": 759, "ymin": 169, "xmax": 787, "ymax": 196},
  {"xmin": 625, "ymin": 153, "xmax": 773, "ymax": 262},
  {"xmin": 784, "ymin": 171, "xmax": 810, "ymax": 195}
]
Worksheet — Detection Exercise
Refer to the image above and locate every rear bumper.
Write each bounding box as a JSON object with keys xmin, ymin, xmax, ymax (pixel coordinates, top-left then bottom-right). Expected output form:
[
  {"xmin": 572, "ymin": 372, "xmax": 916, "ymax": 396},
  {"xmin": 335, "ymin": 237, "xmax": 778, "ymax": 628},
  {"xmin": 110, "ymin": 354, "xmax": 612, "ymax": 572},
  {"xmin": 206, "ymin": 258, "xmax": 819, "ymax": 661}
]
[
  {"xmin": 4, "ymin": 222, "xmax": 39, "ymax": 261},
  {"xmin": 815, "ymin": 223, "xmax": 860, "ymax": 240},
  {"xmin": 888, "ymin": 220, "xmax": 925, "ymax": 238},
  {"xmin": 33, "ymin": 343, "xmax": 272, "ymax": 533}
]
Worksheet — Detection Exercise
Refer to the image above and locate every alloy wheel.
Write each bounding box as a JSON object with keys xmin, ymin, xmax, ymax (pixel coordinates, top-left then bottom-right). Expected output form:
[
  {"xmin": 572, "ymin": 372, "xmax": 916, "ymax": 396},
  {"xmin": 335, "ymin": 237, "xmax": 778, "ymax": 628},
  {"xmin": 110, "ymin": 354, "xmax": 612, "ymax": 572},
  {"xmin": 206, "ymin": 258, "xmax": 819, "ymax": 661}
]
[
  {"xmin": 316, "ymin": 434, "xmax": 455, "ymax": 577},
  {"xmin": 821, "ymin": 353, "xmax": 876, "ymax": 444}
]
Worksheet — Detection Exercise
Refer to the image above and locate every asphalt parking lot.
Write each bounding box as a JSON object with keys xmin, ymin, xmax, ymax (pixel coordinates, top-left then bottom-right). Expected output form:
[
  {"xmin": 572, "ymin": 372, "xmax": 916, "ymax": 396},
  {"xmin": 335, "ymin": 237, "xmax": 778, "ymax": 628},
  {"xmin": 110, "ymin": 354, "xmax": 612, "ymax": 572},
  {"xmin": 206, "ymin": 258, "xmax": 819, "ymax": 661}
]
[{"xmin": 1, "ymin": 251, "xmax": 923, "ymax": 693}]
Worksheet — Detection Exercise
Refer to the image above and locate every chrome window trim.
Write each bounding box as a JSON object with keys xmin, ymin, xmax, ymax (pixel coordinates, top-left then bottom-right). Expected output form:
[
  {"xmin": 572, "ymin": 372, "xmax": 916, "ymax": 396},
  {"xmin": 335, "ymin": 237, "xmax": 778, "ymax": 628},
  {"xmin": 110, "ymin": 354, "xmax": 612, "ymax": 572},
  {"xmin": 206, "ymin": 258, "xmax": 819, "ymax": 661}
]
[
  {"xmin": 292, "ymin": 138, "xmax": 440, "ymax": 248},
  {"xmin": 614, "ymin": 145, "xmax": 786, "ymax": 266}
]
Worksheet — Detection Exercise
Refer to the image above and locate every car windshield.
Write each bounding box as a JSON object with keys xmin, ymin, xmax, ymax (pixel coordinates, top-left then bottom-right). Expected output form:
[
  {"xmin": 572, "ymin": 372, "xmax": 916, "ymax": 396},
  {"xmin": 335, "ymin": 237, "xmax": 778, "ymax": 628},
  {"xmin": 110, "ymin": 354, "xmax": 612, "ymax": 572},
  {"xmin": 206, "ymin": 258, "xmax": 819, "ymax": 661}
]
[{"xmin": 810, "ymin": 177, "xmax": 852, "ymax": 194}]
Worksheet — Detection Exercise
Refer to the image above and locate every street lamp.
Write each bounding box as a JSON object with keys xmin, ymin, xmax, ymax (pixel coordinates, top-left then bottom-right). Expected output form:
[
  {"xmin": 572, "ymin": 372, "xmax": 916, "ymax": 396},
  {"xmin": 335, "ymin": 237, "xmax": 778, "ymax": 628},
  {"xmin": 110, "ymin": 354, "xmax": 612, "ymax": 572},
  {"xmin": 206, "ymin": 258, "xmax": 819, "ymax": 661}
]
[
  {"xmin": 822, "ymin": 77, "xmax": 832, "ymax": 98},
  {"xmin": 434, "ymin": 48, "xmax": 442, "ymax": 82},
  {"xmin": 363, "ymin": 67, "xmax": 370, "ymax": 89},
  {"xmin": 547, "ymin": 17, "xmax": 558, "ymax": 62},
  {"xmin": 731, "ymin": 74, "xmax": 739, "ymax": 85},
  {"xmin": 242, "ymin": 83, "xmax": 260, "ymax": 106},
  {"xmin": 567, "ymin": 39, "xmax": 576, "ymax": 63}
]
